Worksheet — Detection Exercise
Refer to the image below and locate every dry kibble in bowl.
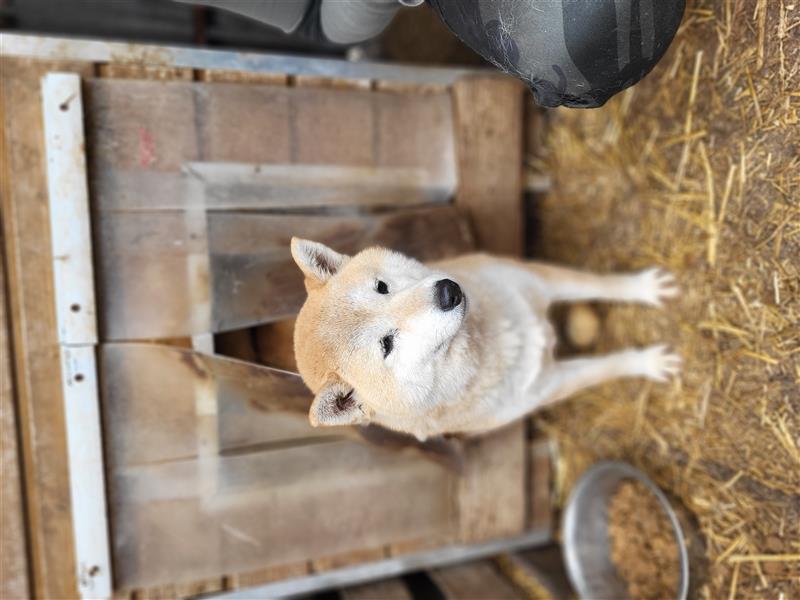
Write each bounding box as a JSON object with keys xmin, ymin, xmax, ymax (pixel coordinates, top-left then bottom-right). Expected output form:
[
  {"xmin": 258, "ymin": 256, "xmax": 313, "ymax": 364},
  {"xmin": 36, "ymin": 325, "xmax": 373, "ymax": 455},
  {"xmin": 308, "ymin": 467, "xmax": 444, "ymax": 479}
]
[{"xmin": 608, "ymin": 480, "xmax": 681, "ymax": 600}]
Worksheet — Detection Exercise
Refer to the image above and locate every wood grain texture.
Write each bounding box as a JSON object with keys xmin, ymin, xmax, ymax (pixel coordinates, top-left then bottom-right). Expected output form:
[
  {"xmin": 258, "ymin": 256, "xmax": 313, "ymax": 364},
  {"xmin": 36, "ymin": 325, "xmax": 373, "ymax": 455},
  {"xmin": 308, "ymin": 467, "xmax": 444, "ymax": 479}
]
[
  {"xmin": 452, "ymin": 76, "xmax": 525, "ymax": 257},
  {"xmin": 97, "ymin": 63, "xmax": 194, "ymax": 81},
  {"xmin": 95, "ymin": 206, "xmax": 474, "ymax": 340},
  {"xmin": 226, "ymin": 561, "xmax": 309, "ymax": 590},
  {"xmin": 196, "ymin": 69, "xmax": 288, "ymax": 85},
  {"xmin": 430, "ymin": 561, "xmax": 525, "ymax": 600},
  {"xmin": 108, "ymin": 440, "xmax": 454, "ymax": 589},
  {"xmin": 312, "ymin": 547, "xmax": 386, "ymax": 572},
  {"xmin": 528, "ymin": 439, "xmax": 553, "ymax": 532},
  {"xmin": 85, "ymin": 78, "xmax": 456, "ymax": 209},
  {"xmin": 0, "ymin": 56, "xmax": 94, "ymax": 600},
  {"xmin": 457, "ymin": 424, "xmax": 527, "ymax": 542},
  {"xmin": 99, "ymin": 343, "xmax": 320, "ymax": 468},
  {"xmin": 295, "ymin": 74, "xmax": 371, "ymax": 90},
  {"xmin": 131, "ymin": 577, "xmax": 225, "ymax": 600},
  {"xmin": 451, "ymin": 76, "xmax": 528, "ymax": 544},
  {"xmin": 0, "ymin": 227, "xmax": 31, "ymax": 600},
  {"xmin": 100, "ymin": 344, "xmax": 457, "ymax": 589}
]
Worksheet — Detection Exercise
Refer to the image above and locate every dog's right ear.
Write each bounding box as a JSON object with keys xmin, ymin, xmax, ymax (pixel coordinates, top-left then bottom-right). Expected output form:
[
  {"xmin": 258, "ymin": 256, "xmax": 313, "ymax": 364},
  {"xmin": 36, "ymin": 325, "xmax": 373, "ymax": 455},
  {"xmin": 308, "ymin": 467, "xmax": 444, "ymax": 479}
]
[
  {"xmin": 291, "ymin": 237, "xmax": 348, "ymax": 289},
  {"xmin": 309, "ymin": 375, "xmax": 371, "ymax": 428}
]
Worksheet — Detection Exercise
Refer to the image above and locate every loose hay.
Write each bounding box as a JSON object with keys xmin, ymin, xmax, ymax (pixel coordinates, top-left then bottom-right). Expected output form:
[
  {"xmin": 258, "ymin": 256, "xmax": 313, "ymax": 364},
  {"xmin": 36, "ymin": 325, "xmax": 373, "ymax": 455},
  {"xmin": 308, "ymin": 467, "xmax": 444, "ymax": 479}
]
[{"xmin": 528, "ymin": 1, "xmax": 799, "ymax": 597}]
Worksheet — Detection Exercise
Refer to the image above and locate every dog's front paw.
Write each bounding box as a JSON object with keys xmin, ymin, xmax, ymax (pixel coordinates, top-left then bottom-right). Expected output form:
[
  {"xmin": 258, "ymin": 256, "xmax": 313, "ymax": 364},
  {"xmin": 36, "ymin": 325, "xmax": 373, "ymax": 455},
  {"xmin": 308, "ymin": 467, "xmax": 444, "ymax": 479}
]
[
  {"xmin": 636, "ymin": 344, "xmax": 682, "ymax": 382},
  {"xmin": 631, "ymin": 268, "xmax": 679, "ymax": 307}
]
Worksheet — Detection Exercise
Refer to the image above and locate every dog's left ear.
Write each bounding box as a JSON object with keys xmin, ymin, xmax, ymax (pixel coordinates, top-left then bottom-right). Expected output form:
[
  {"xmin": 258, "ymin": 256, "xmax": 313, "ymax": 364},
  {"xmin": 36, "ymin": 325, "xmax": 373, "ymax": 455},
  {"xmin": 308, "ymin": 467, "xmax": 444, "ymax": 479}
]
[
  {"xmin": 309, "ymin": 375, "xmax": 371, "ymax": 427},
  {"xmin": 291, "ymin": 237, "xmax": 349, "ymax": 289}
]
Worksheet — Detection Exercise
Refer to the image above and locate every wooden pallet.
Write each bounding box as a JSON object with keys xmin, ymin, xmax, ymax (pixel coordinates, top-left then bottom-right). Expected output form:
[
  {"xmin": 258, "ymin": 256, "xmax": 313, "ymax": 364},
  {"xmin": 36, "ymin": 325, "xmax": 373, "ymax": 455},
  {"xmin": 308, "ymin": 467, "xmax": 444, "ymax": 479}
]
[{"xmin": 1, "ymin": 34, "xmax": 553, "ymax": 599}]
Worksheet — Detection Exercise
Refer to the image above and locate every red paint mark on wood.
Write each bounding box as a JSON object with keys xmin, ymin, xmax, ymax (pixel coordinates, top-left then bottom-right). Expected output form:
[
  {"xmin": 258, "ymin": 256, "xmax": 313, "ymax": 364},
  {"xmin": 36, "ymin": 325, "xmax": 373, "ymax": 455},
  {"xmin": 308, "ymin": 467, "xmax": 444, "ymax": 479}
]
[{"xmin": 138, "ymin": 126, "xmax": 156, "ymax": 167}]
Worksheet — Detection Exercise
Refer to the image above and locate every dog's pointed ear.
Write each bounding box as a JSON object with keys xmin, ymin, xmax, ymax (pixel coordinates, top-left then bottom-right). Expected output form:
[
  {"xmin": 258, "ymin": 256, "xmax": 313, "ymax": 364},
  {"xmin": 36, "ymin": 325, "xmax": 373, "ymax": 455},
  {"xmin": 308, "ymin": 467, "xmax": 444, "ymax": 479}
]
[
  {"xmin": 291, "ymin": 237, "xmax": 348, "ymax": 288},
  {"xmin": 309, "ymin": 376, "xmax": 370, "ymax": 427}
]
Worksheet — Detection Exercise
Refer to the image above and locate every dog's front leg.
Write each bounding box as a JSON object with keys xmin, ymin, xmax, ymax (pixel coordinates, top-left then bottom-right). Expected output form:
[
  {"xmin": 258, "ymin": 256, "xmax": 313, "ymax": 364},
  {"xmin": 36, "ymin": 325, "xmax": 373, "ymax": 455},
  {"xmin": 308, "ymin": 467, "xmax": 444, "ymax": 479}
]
[
  {"xmin": 529, "ymin": 345, "xmax": 681, "ymax": 410},
  {"xmin": 525, "ymin": 263, "xmax": 678, "ymax": 306}
]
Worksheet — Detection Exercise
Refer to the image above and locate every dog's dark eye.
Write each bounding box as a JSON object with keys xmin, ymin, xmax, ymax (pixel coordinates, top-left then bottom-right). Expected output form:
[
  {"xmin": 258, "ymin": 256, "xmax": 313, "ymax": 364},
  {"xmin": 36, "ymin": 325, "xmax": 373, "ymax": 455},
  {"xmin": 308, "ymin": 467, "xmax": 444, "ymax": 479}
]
[
  {"xmin": 380, "ymin": 334, "xmax": 394, "ymax": 358},
  {"xmin": 376, "ymin": 280, "xmax": 389, "ymax": 294}
]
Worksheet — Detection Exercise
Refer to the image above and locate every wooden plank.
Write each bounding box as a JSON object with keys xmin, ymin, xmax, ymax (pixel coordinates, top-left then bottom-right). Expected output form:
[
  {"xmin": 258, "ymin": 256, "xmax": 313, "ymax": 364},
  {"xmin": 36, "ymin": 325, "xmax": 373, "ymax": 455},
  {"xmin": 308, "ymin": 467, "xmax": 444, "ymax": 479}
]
[
  {"xmin": 195, "ymin": 81, "xmax": 292, "ymax": 164},
  {"xmin": 100, "ymin": 343, "xmax": 320, "ymax": 469},
  {"xmin": 227, "ymin": 562, "xmax": 309, "ymax": 590},
  {"xmin": 97, "ymin": 63, "xmax": 194, "ymax": 80},
  {"xmin": 95, "ymin": 206, "xmax": 474, "ymax": 340},
  {"xmin": 451, "ymin": 76, "xmax": 528, "ymax": 544},
  {"xmin": 0, "ymin": 56, "xmax": 94, "ymax": 600},
  {"xmin": 374, "ymin": 80, "xmax": 449, "ymax": 95},
  {"xmin": 457, "ymin": 424, "xmax": 527, "ymax": 543},
  {"xmin": 1, "ymin": 33, "xmax": 482, "ymax": 87},
  {"xmin": 295, "ymin": 74, "xmax": 371, "ymax": 90},
  {"xmin": 85, "ymin": 78, "xmax": 199, "ymax": 174},
  {"xmin": 181, "ymin": 162, "xmax": 454, "ymax": 209},
  {"xmin": 84, "ymin": 79, "xmax": 457, "ymax": 211},
  {"xmin": 134, "ymin": 578, "xmax": 226, "ymax": 600},
  {"xmin": 342, "ymin": 578, "xmax": 413, "ymax": 600},
  {"xmin": 313, "ymin": 547, "xmax": 386, "ymax": 573},
  {"xmin": 389, "ymin": 535, "xmax": 456, "ymax": 558},
  {"xmin": 0, "ymin": 228, "xmax": 31, "ymax": 600},
  {"xmin": 528, "ymin": 439, "xmax": 553, "ymax": 532},
  {"xmin": 430, "ymin": 561, "xmax": 525, "ymax": 600},
  {"xmin": 197, "ymin": 69, "xmax": 288, "ymax": 85},
  {"xmin": 109, "ymin": 440, "xmax": 455, "ymax": 589},
  {"xmin": 101, "ymin": 343, "xmax": 466, "ymax": 477},
  {"xmin": 452, "ymin": 76, "xmax": 525, "ymax": 257}
]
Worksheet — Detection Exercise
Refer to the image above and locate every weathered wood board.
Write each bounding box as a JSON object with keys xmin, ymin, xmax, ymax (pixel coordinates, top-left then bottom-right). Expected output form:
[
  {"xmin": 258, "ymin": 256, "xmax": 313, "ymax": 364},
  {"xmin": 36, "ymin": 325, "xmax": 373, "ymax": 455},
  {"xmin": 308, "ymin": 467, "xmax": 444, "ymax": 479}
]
[
  {"xmin": 453, "ymin": 76, "xmax": 525, "ymax": 257},
  {"xmin": 100, "ymin": 344, "xmax": 458, "ymax": 589},
  {"xmin": 100, "ymin": 344, "xmax": 320, "ymax": 468},
  {"xmin": 0, "ymin": 56, "xmax": 96, "ymax": 600},
  {"xmin": 84, "ymin": 79, "xmax": 457, "ymax": 211},
  {"xmin": 0, "ymin": 237, "xmax": 31, "ymax": 600},
  {"xmin": 109, "ymin": 440, "xmax": 455, "ymax": 589},
  {"xmin": 94, "ymin": 206, "xmax": 473, "ymax": 340},
  {"xmin": 452, "ymin": 76, "xmax": 528, "ymax": 544}
]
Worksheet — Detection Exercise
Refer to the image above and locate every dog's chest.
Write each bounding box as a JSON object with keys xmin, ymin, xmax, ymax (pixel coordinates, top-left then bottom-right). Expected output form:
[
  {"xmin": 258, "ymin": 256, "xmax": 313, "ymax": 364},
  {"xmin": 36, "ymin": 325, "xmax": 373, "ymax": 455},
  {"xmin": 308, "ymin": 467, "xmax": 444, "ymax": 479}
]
[{"xmin": 426, "ymin": 285, "xmax": 556, "ymax": 436}]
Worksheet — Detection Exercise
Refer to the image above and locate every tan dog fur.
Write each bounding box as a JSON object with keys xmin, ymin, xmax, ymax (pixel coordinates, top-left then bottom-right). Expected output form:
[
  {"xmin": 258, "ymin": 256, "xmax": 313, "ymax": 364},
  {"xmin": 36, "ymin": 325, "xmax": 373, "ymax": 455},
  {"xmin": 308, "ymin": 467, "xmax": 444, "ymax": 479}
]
[{"xmin": 291, "ymin": 238, "xmax": 680, "ymax": 440}]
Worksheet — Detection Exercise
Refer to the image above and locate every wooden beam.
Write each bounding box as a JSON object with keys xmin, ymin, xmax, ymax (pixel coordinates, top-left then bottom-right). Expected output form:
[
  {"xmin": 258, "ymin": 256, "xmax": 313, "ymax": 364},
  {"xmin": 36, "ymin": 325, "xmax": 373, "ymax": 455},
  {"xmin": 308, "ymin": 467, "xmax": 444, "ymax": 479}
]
[
  {"xmin": 0, "ymin": 56, "xmax": 94, "ymax": 600},
  {"xmin": 452, "ymin": 76, "xmax": 525, "ymax": 257},
  {"xmin": 451, "ymin": 76, "xmax": 528, "ymax": 543},
  {"xmin": 108, "ymin": 440, "xmax": 454, "ymax": 589},
  {"xmin": 529, "ymin": 439, "xmax": 554, "ymax": 532},
  {"xmin": 457, "ymin": 425, "xmax": 527, "ymax": 542},
  {"xmin": 94, "ymin": 206, "xmax": 474, "ymax": 340},
  {"xmin": 0, "ymin": 214, "xmax": 31, "ymax": 600}
]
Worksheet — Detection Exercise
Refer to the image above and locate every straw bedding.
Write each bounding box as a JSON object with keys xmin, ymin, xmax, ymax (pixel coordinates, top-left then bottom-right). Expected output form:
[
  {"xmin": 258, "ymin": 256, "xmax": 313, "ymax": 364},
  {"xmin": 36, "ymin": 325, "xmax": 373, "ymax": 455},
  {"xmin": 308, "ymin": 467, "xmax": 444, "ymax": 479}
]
[{"xmin": 528, "ymin": 1, "xmax": 799, "ymax": 597}]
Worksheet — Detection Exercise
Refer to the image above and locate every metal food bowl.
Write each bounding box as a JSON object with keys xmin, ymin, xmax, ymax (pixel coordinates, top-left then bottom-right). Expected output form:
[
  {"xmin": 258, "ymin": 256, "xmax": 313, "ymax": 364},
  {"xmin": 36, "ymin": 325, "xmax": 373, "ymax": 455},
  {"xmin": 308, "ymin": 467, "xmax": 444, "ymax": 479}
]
[{"xmin": 562, "ymin": 461, "xmax": 690, "ymax": 600}]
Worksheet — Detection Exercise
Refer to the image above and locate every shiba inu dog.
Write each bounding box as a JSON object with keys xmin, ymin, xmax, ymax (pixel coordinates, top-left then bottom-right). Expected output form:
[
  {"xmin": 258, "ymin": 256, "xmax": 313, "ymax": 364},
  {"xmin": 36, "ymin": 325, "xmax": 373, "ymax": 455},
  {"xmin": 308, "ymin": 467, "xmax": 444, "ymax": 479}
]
[{"xmin": 291, "ymin": 238, "xmax": 680, "ymax": 441}]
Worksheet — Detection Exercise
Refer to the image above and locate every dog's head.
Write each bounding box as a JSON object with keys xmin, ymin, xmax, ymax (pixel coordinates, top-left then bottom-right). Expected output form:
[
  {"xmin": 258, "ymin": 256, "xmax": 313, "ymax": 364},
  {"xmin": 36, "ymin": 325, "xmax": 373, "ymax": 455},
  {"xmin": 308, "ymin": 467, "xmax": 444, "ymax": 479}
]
[{"xmin": 291, "ymin": 238, "xmax": 467, "ymax": 429}]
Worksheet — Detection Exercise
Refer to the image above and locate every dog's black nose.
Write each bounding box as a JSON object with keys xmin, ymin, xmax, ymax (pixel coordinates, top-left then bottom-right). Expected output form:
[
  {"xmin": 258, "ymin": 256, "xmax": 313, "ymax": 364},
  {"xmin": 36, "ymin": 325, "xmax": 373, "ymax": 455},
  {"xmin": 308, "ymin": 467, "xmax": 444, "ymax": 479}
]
[{"xmin": 435, "ymin": 279, "xmax": 462, "ymax": 311}]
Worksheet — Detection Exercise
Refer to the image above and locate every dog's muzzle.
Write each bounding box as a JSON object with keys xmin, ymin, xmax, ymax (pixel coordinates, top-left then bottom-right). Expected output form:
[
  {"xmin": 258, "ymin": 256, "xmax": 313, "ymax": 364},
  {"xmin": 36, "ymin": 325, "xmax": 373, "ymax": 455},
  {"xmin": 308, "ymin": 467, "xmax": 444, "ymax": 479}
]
[{"xmin": 434, "ymin": 279, "xmax": 463, "ymax": 312}]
